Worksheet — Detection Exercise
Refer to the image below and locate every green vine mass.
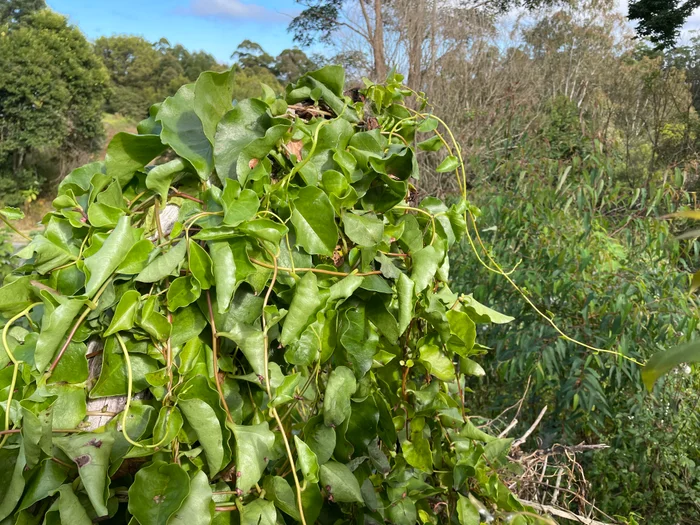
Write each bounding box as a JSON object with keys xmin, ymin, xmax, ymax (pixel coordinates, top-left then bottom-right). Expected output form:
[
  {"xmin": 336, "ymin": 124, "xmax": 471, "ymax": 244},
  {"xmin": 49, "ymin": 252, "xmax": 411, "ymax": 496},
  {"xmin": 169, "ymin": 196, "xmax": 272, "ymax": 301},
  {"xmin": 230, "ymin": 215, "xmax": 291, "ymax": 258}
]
[{"xmin": 0, "ymin": 66, "xmax": 554, "ymax": 525}]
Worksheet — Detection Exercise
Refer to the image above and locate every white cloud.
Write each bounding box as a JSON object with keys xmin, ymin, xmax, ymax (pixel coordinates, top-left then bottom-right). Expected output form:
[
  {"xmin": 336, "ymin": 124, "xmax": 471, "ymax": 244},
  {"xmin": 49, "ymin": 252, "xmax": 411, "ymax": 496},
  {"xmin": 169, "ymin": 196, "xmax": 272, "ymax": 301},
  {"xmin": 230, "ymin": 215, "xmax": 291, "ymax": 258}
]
[{"xmin": 183, "ymin": 0, "xmax": 282, "ymax": 21}]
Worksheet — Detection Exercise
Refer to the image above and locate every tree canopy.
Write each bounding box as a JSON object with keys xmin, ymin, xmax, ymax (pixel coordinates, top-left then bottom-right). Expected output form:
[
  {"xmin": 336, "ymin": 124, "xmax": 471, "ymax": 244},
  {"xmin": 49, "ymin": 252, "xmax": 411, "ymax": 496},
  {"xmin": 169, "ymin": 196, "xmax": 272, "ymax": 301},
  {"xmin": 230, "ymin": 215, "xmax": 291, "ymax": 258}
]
[
  {"xmin": 95, "ymin": 35, "xmax": 220, "ymax": 118},
  {"xmin": 629, "ymin": 0, "xmax": 700, "ymax": 48},
  {"xmin": 0, "ymin": 0, "xmax": 45, "ymax": 24},
  {"xmin": 0, "ymin": 4, "xmax": 107, "ymax": 203}
]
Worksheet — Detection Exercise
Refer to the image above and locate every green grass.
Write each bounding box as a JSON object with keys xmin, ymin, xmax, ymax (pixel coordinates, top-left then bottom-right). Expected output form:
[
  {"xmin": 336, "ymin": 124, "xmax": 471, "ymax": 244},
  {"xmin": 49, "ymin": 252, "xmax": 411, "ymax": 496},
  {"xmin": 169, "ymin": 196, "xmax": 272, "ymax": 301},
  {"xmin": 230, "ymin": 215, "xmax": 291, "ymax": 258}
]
[{"xmin": 102, "ymin": 113, "xmax": 138, "ymax": 133}]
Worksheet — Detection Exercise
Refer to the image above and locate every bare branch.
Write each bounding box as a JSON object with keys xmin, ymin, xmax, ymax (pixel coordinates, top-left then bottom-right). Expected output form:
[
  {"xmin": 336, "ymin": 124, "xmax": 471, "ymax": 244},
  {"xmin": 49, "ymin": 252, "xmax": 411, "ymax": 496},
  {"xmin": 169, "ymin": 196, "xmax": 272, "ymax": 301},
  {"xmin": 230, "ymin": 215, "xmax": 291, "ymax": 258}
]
[{"xmin": 512, "ymin": 405, "xmax": 547, "ymax": 448}]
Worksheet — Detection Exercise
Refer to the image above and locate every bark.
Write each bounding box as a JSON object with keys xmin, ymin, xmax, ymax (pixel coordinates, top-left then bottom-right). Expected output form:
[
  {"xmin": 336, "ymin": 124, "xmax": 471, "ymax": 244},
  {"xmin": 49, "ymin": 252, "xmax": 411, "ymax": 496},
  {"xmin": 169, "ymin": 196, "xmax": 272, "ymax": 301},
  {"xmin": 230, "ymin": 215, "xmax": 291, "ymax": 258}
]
[
  {"xmin": 372, "ymin": 0, "xmax": 387, "ymax": 80},
  {"xmin": 407, "ymin": 0, "xmax": 427, "ymax": 89}
]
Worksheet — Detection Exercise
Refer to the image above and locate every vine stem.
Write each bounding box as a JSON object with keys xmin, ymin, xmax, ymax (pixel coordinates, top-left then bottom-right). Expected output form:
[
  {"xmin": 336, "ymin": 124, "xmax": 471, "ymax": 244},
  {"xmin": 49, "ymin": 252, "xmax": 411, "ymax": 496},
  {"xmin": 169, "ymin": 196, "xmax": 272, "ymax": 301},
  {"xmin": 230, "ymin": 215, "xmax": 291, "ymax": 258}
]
[
  {"xmin": 403, "ymin": 103, "xmax": 645, "ymax": 367},
  {"xmin": 154, "ymin": 200, "xmax": 165, "ymax": 243},
  {"xmin": 249, "ymin": 258, "xmax": 381, "ymax": 278},
  {"xmin": 206, "ymin": 291, "xmax": 233, "ymax": 423},
  {"xmin": 277, "ymin": 362, "xmax": 320, "ymax": 426},
  {"xmin": 0, "ymin": 215, "xmax": 31, "ymax": 242},
  {"xmin": 0, "ymin": 302, "xmax": 42, "ymax": 450},
  {"xmin": 394, "ymin": 205, "xmax": 438, "ymax": 244},
  {"xmin": 47, "ymin": 277, "xmax": 113, "ymax": 375},
  {"xmin": 280, "ymin": 106, "xmax": 346, "ymax": 192},
  {"xmin": 116, "ymin": 331, "xmax": 176, "ymax": 450},
  {"xmin": 260, "ymin": 253, "xmax": 307, "ymax": 525},
  {"xmin": 465, "ymin": 211, "xmax": 645, "ymax": 366},
  {"xmin": 170, "ymin": 189, "xmax": 204, "ymax": 204},
  {"xmin": 116, "ymin": 333, "xmax": 140, "ymax": 448},
  {"xmin": 0, "ymin": 428, "xmax": 84, "ymax": 436},
  {"xmin": 165, "ymin": 311, "xmax": 174, "ymax": 401}
]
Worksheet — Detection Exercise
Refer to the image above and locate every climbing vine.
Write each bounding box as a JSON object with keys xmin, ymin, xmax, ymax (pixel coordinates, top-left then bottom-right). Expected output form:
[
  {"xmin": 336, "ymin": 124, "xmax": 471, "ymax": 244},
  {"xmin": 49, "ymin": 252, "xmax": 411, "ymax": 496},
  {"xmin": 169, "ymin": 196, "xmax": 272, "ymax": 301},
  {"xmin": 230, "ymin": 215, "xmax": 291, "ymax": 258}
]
[{"xmin": 0, "ymin": 67, "xmax": 550, "ymax": 524}]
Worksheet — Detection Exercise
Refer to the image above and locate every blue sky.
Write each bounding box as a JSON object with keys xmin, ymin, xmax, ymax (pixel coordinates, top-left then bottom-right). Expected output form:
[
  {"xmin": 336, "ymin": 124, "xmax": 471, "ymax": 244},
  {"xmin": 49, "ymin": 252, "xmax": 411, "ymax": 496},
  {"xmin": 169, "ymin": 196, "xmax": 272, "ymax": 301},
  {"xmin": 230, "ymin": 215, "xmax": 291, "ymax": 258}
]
[
  {"xmin": 47, "ymin": 0, "xmax": 306, "ymax": 63},
  {"xmin": 45, "ymin": 0, "xmax": 700, "ymax": 64}
]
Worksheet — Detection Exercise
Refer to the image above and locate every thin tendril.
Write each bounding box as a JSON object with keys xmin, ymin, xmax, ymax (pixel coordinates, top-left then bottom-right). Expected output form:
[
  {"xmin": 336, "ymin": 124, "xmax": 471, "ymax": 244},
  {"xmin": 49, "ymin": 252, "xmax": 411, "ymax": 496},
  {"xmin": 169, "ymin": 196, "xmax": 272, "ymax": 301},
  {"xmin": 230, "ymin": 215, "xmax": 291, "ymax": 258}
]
[
  {"xmin": 0, "ymin": 215, "xmax": 31, "ymax": 242},
  {"xmin": 116, "ymin": 333, "xmax": 175, "ymax": 449},
  {"xmin": 0, "ymin": 302, "xmax": 42, "ymax": 450},
  {"xmin": 402, "ymin": 102, "xmax": 644, "ymax": 366},
  {"xmin": 206, "ymin": 290, "xmax": 233, "ymax": 423},
  {"xmin": 47, "ymin": 277, "xmax": 113, "ymax": 375},
  {"xmin": 260, "ymin": 249, "xmax": 308, "ymax": 525},
  {"xmin": 249, "ymin": 258, "xmax": 380, "ymax": 277}
]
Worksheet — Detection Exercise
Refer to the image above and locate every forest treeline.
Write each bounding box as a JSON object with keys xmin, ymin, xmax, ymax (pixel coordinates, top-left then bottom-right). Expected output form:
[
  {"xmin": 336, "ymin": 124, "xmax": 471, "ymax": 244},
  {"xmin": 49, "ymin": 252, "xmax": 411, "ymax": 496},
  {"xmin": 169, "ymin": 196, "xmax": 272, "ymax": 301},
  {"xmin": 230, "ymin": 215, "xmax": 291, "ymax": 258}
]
[
  {"xmin": 2, "ymin": 0, "xmax": 700, "ymax": 522},
  {"xmin": 0, "ymin": 0, "xmax": 321, "ymax": 206}
]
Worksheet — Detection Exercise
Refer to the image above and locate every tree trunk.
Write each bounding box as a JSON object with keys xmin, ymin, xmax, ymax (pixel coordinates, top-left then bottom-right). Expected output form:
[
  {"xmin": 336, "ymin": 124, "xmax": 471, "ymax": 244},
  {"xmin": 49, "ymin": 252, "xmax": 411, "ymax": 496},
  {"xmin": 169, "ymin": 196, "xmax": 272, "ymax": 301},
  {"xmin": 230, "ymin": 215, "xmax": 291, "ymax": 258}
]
[
  {"xmin": 372, "ymin": 0, "xmax": 387, "ymax": 80},
  {"xmin": 407, "ymin": 0, "xmax": 426, "ymax": 89}
]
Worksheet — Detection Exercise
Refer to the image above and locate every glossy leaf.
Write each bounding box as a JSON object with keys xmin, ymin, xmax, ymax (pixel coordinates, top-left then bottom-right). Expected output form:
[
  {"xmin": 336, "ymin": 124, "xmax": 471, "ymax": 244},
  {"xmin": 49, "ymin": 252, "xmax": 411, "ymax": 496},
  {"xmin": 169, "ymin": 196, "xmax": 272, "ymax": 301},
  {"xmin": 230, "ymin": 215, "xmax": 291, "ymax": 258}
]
[
  {"xmin": 0, "ymin": 206, "xmax": 24, "ymax": 220},
  {"xmin": 436, "ymin": 155, "xmax": 459, "ymax": 172},
  {"xmin": 158, "ymin": 83, "xmax": 212, "ymax": 179},
  {"xmin": 48, "ymin": 341, "xmax": 88, "ymax": 383},
  {"xmin": 221, "ymin": 180, "xmax": 260, "ymax": 226},
  {"xmin": 84, "ymin": 215, "xmax": 139, "ymax": 297},
  {"xmin": 17, "ymin": 460, "xmax": 68, "ymax": 512},
  {"xmin": 152, "ymin": 406, "xmax": 184, "ymax": 446},
  {"xmin": 179, "ymin": 398, "xmax": 225, "ymax": 474},
  {"xmin": 411, "ymin": 245, "xmax": 442, "ymax": 293},
  {"xmin": 231, "ymin": 422, "xmax": 275, "ymax": 494},
  {"xmin": 167, "ymin": 276, "xmax": 201, "ymax": 311},
  {"xmin": 397, "ymin": 273, "xmax": 415, "ymax": 335},
  {"xmin": 457, "ymin": 494, "xmax": 481, "ymax": 525},
  {"xmin": 419, "ymin": 344, "xmax": 455, "ymax": 381},
  {"xmin": 417, "ymin": 135, "xmax": 444, "ymax": 152},
  {"xmin": 189, "ymin": 239, "xmax": 214, "ymax": 289},
  {"xmin": 146, "ymin": 158, "xmax": 187, "ymax": 203},
  {"xmin": 342, "ymin": 211, "xmax": 384, "ymax": 246},
  {"xmin": 104, "ymin": 289, "xmax": 140, "ymax": 336},
  {"xmin": 136, "ymin": 240, "xmax": 187, "ymax": 283},
  {"xmin": 194, "ymin": 68, "xmax": 234, "ymax": 143},
  {"xmin": 280, "ymin": 272, "xmax": 322, "ymax": 346},
  {"xmin": 294, "ymin": 436, "xmax": 320, "ymax": 483},
  {"xmin": 214, "ymin": 99, "xmax": 269, "ymax": 182},
  {"xmin": 291, "ymin": 186, "xmax": 338, "ymax": 256},
  {"xmin": 117, "ymin": 239, "xmax": 155, "ymax": 275},
  {"xmin": 0, "ymin": 447, "xmax": 27, "ymax": 521},
  {"xmin": 52, "ymin": 484, "xmax": 92, "ymax": 525},
  {"xmin": 91, "ymin": 337, "xmax": 160, "ymax": 397},
  {"xmin": 389, "ymin": 498, "xmax": 418, "ymax": 525},
  {"xmin": 128, "ymin": 461, "xmax": 190, "ymax": 525},
  {"xmin": 209, "ymin": 241, "xmax": 236, "ymax": 313},
  {"xmin": 303, "ymin": 416, "xmax": 336, "ymax": 464},
  {"xmin": 169, "ymin": 470, "xmax": 213, "ymax": 525},
  {"xmin": 239, "ymin": 498, "xmax": 276, "ymax": 525},
  {"xmin": 323, "ymin": 366, "xmax": 357, "ymax": 428},
  {"xmin": 105, "ymin": 132, "xmax": 167, "ymax": 187},
  {"xmin": 263, "ymin": 476, "xmax": 299, "ymax": 520},
  {"xmin": 319, "ymin": 461, "xmax": 363, "ymax": 503},
  {"xmin": 35, "ymin": 294, "xmax": 88, "ymax": 372},
  {"xmin": 54, "ymin": 433, "xmax": 115, "ymax": 516},
  {"xmin": 460, "ymin": 294, "xmax": 514, "ymax": 324}
]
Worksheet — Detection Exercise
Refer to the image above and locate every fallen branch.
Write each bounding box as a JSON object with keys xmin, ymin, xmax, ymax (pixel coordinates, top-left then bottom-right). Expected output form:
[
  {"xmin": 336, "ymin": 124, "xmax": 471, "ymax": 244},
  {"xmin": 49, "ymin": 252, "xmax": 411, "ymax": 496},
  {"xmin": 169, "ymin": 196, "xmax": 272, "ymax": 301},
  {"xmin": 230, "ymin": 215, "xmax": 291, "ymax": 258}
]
[{"xmin": 520, "ymin": 499, "xmax": 614, "ymax": 525}]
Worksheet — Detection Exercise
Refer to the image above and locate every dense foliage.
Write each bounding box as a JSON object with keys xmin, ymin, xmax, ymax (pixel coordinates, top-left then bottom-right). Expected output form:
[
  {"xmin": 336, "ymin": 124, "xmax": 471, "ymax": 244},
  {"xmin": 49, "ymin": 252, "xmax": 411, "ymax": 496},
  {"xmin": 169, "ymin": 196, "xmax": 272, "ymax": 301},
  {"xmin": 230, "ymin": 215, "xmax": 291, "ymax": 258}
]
[
  {"xmin": 0, "ymin": 5, "xmax": 108, "ymax": 206},
  {"xmin": 628, "ymin": 0, "xmax": 700, "ymax": 48},
  {"xmin": 450, "ymin": 104, "xmax": 700, "ymax": 521},
  {"xmin": 0, "ymin": 67, "xmax": 549, "ymax": 525},
  {"xmin": 95, "ymin": 37, "xmax": 321, "ymax": 120},
  {"xmin": 95, "ymin": 36, "xmax": 221, "ymax": 119}
]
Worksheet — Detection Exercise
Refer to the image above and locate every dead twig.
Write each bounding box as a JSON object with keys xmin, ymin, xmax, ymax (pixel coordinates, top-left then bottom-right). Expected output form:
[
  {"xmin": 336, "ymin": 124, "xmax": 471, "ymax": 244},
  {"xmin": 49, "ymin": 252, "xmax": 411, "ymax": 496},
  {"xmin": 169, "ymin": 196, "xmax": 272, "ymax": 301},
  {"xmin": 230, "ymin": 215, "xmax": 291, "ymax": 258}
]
[
  {"xmin": 512, "ymin": 405, "xmax": 547, "ymax": 448},
  {"xmin": 520, "ymin": 499, "xmax": 613, "ymax": 525}
]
